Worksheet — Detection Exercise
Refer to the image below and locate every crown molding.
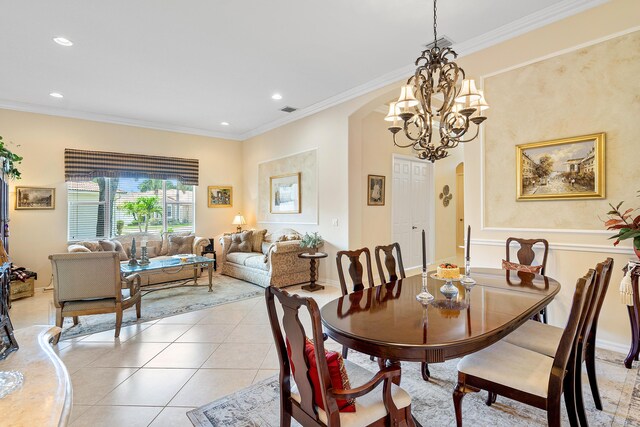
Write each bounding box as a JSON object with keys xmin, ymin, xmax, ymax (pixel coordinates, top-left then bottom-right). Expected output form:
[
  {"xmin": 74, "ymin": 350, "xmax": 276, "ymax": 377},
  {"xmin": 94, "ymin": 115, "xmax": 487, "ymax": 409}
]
[{"xmin": 0, "ymin": 99, "xmax": 244, "ymax": 141}]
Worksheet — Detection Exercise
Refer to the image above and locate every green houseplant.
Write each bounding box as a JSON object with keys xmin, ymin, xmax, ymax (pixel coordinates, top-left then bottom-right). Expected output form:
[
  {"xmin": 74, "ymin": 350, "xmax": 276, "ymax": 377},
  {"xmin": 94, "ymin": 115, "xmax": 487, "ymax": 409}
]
[
  {"xmin": 300, "ymin": 232, "xmax": 323, "ymax": 255},
  {"xmin": 0, "ymin": 136, "xmax": 23, "ymax": 180},
  {"xmin": 604, "ymin": 193, "xmax": 640, "ymax": 259}
]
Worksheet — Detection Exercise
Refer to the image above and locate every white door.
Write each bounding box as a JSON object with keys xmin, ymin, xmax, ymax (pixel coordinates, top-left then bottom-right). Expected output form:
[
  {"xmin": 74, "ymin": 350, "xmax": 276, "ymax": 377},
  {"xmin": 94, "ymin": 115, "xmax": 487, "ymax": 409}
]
[{"xmin": 392, "ymin": 157, "xmax": 433, "ymax": 270}]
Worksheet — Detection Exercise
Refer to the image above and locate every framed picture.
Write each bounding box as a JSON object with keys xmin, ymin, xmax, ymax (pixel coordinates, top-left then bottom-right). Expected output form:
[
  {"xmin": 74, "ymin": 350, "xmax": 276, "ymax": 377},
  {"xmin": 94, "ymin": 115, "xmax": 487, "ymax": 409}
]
[
  {"xmin": 516, "ymin": 133, "xmax": 605, "ymax": 201},
  {"xmin": 367, "ymin": 174, "xmax": 385, "ymax": 206},
  {"xmin": 15, "ymin": 187, "xmax": 55, "ymax": 210},
  {"xmin": 207, "ymin": 186, "xmax": 232, "ymax": 208},
  {"xmin": 270, "ymin": 172, "xmax": 301, "ymax": 214}
]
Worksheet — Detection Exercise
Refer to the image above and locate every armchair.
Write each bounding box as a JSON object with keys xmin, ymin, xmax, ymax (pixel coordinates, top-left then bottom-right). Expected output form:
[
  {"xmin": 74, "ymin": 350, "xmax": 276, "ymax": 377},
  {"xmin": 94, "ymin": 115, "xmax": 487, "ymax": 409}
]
[{"xmin": 49, "ymin": 252, "xmax": 142, "ymax": 343}]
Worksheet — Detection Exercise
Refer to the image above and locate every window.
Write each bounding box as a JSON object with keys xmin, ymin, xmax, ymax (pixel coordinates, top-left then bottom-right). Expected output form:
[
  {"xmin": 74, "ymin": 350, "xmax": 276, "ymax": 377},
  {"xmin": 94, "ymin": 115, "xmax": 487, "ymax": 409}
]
[{"xmin": 68, "ymin": 178, "xmax": 195, "ymax": 240}]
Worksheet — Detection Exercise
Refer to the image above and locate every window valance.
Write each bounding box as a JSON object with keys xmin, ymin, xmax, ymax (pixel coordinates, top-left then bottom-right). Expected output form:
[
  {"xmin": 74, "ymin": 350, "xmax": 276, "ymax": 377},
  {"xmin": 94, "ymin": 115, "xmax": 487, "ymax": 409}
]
[{"xmin": 64, "ymin": 149, "xmax": 199, "ymax": 186}]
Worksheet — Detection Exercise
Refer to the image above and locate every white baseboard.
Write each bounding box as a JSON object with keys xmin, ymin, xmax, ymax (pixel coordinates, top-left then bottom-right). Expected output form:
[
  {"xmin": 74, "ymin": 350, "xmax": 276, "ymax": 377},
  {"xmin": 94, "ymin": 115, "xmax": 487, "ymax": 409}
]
[{"xmin": 596, "ymin": 338, "xmax": 628, "ymax": 355}]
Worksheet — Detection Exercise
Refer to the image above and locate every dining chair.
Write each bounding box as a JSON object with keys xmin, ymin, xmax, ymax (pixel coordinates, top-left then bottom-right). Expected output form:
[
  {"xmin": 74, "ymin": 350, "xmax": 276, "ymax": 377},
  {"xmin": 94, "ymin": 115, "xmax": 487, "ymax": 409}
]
[
  {"xmin": 505, "ymin": 237, "xmax": 550, "ymax": 322},
  {"xmin": 374, "ymin": 243, "xmax": 406, "ymax": 283},
  {"xmin": 503, "ymin": 258, "xmax": 613, "ymax": 425},
  {"xmin": 452, "ymin": 268, "xmax": 596, "ymax": 427},
  {"xmin": 336, "ymin": 248, "xmax": 376, "ymax": 359},
  {"xmin": 49, "ymin": 252, "xmax": 142, "ymax": 344},
  {"xmin": 265, "ymin": 286, "xmax": 415, "ymax": 427}
]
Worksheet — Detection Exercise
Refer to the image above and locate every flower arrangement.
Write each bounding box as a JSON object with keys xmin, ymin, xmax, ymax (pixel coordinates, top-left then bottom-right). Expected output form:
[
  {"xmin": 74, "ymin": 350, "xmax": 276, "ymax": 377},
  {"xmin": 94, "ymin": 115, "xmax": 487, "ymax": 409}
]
[
  {"xmin": 604, "ymin": 194, "xmax": 640, "ymax": 258},
  {"xmin": 300, "ymin": 232, "xmax": 323, "ymax": 254},
  {"xmin": 0, "ymin": 135, "xmax": 22, "ymax": 180}
]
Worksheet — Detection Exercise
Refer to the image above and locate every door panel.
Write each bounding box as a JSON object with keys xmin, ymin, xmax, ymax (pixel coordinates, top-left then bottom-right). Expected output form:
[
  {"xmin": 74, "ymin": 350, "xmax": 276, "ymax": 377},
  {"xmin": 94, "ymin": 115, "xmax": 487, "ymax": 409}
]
[{"xmin": 392, "ymin": 159, "xmax": 412, "ymax": 265}]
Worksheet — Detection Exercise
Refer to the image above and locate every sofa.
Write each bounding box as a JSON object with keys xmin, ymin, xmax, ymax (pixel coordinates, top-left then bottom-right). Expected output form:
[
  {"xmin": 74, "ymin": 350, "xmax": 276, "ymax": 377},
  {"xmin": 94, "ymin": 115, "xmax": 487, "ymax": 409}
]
[
  {"xmin": 68, "ymin": 232, "xmax": 209, "ymax": 285},
  {"xmin": 219, "ymin": 228, "xmax": 318, "ymax": 288}
]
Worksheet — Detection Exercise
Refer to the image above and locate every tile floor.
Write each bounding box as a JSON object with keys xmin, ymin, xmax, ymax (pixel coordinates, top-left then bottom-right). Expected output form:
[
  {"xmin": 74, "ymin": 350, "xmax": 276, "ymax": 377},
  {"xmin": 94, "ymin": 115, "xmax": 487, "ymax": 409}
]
[{"xmin": 8, "ymin": 282, "xmax": 343, "ymax": 427}]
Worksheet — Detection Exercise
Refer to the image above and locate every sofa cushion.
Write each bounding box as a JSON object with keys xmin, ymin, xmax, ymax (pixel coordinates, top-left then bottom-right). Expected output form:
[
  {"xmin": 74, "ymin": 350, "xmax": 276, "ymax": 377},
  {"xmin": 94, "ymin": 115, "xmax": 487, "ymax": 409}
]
[
  {"xmin": 226, "ymin": 252, "xmax": 262, "ymax": 266},
  {"xmin": 228, "ymin": 230, "xmax": 253, "ymax": 253},
  {"xmin": 244, "ymin": 254, "xmax": 269, "ymax": 271},
  {"xmin": 160, "ymin": 231, "xmax": 193, "ymax": 256},
  {"xmin": 76, "ymin": 241, "xmax": 103, "ymax": 252},
  {"xmin": 168, "ymin": 235, "xmax": 195, "ymax": 255},
  {"xmin": 251, "ymin": 229, "xmax": 267, "ymax": 252},
  {"xmin": 100, "ymin": 240, "xmax": 129, "ymax": 261},
  {"xmin": 266, "ymin": 228, "xmax": 302, "ymax": 243}
]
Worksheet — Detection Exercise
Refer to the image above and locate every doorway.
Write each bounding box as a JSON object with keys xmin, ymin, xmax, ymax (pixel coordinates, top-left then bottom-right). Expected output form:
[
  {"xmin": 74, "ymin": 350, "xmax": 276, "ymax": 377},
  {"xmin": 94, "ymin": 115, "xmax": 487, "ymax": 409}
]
[
  {"xmin": 391, "ymin": 155, "xmax": 435, "ymax": 270},
  {"xmin": 455, "ymin": 162, "xmax": 465, "ymax": 260}
]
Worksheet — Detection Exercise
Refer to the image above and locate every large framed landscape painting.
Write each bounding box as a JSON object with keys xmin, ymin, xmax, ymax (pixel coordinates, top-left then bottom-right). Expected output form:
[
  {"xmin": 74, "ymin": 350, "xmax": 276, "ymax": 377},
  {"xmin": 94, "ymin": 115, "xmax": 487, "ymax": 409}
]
[
  {"xmin": 516, "ymin": 133, "xmax": 605, "ymax": 201},
  {"xmin": 270, "ymin": 172, "xmax": 301, "ymax": 214},
  {"xmin": 15, "ymin": 187, "xmax": 55, "ymax": 210},
  {"xmin": 207, "ymin": 186, "xmax": 232, "ymax": 208}
]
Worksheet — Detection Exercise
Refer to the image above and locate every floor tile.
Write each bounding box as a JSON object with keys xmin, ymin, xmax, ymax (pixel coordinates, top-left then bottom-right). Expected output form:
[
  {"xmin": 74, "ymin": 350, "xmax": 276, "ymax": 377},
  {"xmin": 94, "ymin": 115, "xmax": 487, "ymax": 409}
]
[
  {"xmin": 201, "ymin": 343, "xmax": 271, "ymax": 369},
  {"xmin": 125, "ymin": 324, "xmax": 193, "ymax": 343},
  {"xmin": 145, "ymin": 343, "xmax": 218, "ymax": 368},
  {"xmin": 155, "ymin": 310, "xmax": 210, "ymax": 324},
  {"xmin": 56, "ymin": 342, "xmax": 120, "ymax": 374},
  {"xmin": 169, "ymin": 368, "xmax": 256, "ymax": 407},
  {"xmin": 69, "ymin": 404, "xmax": 91, "ymax": 424},
  {"xmin": 260, "ymin": 344, "xmax": 280, "ymax": 370},
  {"xmin": 224, "ymin": 324, "xmax": 274, "ymax": 344},
  {"xmin": 99, "ymin": 368, "xmax": 196, "ymax": 406},
  {"xmin": 148, "ymin": 406, "xmax": 195, "ymax": 427},
  {"xmin": 253, "ymin": 369, "xmax": 278, "ymax": 384},
  {"xmin": 80, "ymin": 321, "xmax": 155, "ymax": 342},
  {"xmin": 89, "ymin": 342, "xmax": 169, "ymax": 367},
  {"xmin": 196, "ymin": 309, "xmax": 247, "ymax": 325},
  {"xmin": 71, "ymin": 367, "xmax": 138, "ymax": 405},
  {"xmin": 175, "ymin": 323, "xmax": 236, "ymax": 343},
  {"xmin": 71, "ymin": 405, "xmax": 162, "ymax": 427},
  {"xmin": 241, "ymin": 306, "xmax": 269, "ymax": 324}
]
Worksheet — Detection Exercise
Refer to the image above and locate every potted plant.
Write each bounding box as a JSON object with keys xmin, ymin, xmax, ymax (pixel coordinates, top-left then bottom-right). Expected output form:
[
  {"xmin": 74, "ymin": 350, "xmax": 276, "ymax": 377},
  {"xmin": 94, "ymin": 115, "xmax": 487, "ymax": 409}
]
[
  {"xmin": 603, "ymin": 193, "xmax": 640, "ymax": 259},
  {"xmin": 0, "ymin": 136, "xmax": 22, "ymax": 180},
  {"xmin": 300, "ymin": 232, "xmax": 323, "ymax": 255}
]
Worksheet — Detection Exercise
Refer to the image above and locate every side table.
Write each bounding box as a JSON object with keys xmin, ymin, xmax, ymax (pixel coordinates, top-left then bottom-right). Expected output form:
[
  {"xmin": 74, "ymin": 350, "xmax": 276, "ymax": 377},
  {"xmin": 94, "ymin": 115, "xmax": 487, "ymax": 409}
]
[{"xmin": 298, "ymin": 252, "xmax": 327, "ymax": 292}]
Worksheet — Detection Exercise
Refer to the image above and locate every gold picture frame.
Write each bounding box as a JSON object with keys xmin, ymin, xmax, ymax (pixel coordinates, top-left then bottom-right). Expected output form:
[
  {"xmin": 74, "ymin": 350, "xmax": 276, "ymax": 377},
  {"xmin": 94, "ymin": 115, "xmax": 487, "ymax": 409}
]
[
  {"xmin": 15, "ymin": 187, "xmax": 55, "ymax": 210},
  {"xmin": 270, "ymin": 172, "xmax": 301, "ymax": 214},
  {"xmin": 516, "ymin": 133, "xmax": 605, "ymax": 201},
  {"xmin": 207, "ymin": 186, "xmax": 232, "ymax": 208},
  {"xmin": 367, "ymin": 175, "xmax": 385, "ymax": 206}
]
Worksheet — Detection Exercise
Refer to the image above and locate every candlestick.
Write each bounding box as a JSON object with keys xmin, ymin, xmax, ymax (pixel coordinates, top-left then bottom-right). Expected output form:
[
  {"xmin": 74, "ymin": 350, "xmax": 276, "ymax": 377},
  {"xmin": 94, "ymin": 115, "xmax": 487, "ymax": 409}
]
[
  {"xmin": 141, "ymin": 240, "xmax": 147, "ymax": 248},
  {"xmin": 422, "ymin": 229, "xmax": 427, "ymax": 272},
  {"xmin": 465, "ymin": 225, "xmax": 471, "ymax": 260}
]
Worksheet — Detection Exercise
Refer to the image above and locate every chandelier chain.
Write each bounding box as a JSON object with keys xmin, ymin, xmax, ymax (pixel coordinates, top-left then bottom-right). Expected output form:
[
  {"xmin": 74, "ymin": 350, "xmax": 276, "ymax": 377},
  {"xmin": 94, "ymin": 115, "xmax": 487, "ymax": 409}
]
[{"xmin": 433, "ymin": 0, "xmax": 438, "ymax": 47}]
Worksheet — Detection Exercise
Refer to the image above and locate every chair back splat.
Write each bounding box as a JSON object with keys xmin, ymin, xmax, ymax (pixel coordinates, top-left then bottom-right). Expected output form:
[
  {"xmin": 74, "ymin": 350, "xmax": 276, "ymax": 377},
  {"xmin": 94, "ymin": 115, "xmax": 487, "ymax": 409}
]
[
  {"xmin": 506, "ymin": 237, "xmax": 549, "ymax": 275},
  {"xmin": 374, "ymin": 243, "xmax": 406, "ymax": 283},
  {"xmin": 336, "ymin": 248, "xmax": 375, "ymax": 295}
]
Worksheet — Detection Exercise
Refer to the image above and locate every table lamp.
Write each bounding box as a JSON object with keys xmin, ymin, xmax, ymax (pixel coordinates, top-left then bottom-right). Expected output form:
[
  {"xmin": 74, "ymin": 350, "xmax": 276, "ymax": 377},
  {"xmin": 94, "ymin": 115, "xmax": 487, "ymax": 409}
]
[{"xmin": 232, "ymin": 213, "xmax": 246, "ymax": 232}]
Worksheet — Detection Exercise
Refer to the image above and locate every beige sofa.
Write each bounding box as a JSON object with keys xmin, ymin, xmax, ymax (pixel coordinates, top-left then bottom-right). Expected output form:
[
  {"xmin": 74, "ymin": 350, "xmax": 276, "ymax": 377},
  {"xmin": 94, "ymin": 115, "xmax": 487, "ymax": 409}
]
[
  {"xmin": 219, "ymin": 228, "xmax": 317, "ymax": 288},
  {"xmin": 68, "ymin": 232, "xmax": 209, "ymax": 285}
]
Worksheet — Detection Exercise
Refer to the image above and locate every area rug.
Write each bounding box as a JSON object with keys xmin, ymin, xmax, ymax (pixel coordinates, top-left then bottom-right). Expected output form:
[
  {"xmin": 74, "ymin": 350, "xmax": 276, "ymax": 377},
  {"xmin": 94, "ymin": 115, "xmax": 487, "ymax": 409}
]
[
  {"xmin": 60, "ymin": 273, "xmax": 262, "ymax": 340},
  {"xmin": 188, "ymin": 349, "xmax": 640, "ymax": 426}
]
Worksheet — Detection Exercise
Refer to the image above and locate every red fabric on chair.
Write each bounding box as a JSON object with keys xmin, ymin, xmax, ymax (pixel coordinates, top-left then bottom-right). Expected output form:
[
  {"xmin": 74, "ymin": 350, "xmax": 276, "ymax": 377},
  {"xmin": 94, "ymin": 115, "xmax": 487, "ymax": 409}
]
[
  {"xmin": 502, "ymin": 259, "xmax": 543, "ymax": 274},
  {"xmin": 287, "ymin": 338, "xmax": 356, "ymax": 412}
]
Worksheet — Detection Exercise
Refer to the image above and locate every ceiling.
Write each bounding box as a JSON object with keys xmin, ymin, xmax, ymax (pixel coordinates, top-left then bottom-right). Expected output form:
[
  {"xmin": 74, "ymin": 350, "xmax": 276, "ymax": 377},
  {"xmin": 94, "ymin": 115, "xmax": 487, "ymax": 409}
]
[{"xmin": 0, "ymin": 0, "xmax": 604, "ymax": 140}]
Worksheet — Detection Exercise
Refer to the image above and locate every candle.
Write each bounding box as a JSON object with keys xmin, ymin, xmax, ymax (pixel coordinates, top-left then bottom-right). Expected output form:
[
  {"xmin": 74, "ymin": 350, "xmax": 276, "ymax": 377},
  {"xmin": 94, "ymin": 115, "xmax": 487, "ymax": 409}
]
[
  {"xmin": 422, "ymin": 229, "xmax": 427, "ymax": 272},
  {"xmin": 141, "ymin": 240, "xmax": 147, "ymax": 248},
  {"xmin": 465, "ymin": 226, "xmax": 471, "ymax": 260}
]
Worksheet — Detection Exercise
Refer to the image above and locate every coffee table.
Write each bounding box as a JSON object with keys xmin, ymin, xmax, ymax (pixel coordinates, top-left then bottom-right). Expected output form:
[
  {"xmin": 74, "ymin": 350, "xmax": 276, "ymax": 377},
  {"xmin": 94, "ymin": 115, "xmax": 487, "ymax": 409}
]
[{"xmin": 120, "ymin": 256, "xmax": 215, "ymax": 292}]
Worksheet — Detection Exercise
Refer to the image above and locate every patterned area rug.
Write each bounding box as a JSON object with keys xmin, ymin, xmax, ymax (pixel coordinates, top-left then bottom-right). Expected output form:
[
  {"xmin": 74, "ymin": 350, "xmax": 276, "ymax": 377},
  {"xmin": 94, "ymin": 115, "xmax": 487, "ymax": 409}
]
[
  {"xmin": 60, "ymin": 273, "xmax": 262, "ymax": 340},
  {"xmin": 188, "ymin": 349, "xmax": 640, "ymax": 426}
]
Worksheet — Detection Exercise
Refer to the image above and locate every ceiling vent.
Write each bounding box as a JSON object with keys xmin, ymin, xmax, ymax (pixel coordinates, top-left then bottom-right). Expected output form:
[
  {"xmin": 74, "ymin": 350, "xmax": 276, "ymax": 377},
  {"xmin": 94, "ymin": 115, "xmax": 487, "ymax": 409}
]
[
  {"xmin": 280, "ymin": 106, "xmax": 297, "ymax": 113},
  {"xmin": 422, "ymin": 36, "xmax": 454, "ymax": 50}
]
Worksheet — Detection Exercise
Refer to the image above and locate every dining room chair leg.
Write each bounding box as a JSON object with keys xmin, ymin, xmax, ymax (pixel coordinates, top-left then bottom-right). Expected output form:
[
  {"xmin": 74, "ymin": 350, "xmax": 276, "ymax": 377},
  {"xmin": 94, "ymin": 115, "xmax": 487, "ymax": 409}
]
[
  {"xmin": 547, "ymin": 396, "xmax": 563, "ymax": 427},
  {"xmin": 342, "ymin": 345, "xmax": 348, "ymax": 359},
  {"xmin": 453, "ymin": 382, "xmax": 468, "ymax": 427},
  {"xmin": 485, "ymin": 391, "xmax": 497, "ymax": 406},
  {"xmin": 585, "ymin": 343, "xmax": 602, "ymax": 410},
  {"xmin": 421, "ymin": 362, "xmax": 431, "ymax": 381},
  {"xmin": 542, "ymin": 307, "xmax": 548, "ymax": 324}
]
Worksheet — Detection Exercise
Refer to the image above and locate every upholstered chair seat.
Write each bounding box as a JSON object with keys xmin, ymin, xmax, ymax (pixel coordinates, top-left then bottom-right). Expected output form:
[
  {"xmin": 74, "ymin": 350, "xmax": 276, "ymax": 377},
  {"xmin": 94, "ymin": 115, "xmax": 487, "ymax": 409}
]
[
  {"xmin": 60, "ymin": 288, "xmax": 134, "ymax": 314},
  {"xmin": 290, "ymin": 359, "xmax": 412, "ymax": 427},
  {"xmin": 457, "ymin": 341, "xmax": 554, "ymax": 398},
  {"xmin": 503, "ymin": 319, "xmax": 563, "ymax": 357}
]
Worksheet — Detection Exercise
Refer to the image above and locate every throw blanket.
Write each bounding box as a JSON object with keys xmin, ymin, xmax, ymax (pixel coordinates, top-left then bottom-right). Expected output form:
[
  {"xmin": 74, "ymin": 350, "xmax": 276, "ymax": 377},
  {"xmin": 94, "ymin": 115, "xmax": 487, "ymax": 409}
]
[{"xmin": 621, "ymin": 261, "xmax": 640, "ymax": 306}]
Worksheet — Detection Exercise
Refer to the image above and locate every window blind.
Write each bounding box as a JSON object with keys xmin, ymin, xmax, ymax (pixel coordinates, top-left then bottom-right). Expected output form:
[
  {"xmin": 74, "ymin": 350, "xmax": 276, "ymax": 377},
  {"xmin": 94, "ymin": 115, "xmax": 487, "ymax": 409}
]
[{"xmin": 64, "ymin": 149, "xmax": 199, "ymax": 186}]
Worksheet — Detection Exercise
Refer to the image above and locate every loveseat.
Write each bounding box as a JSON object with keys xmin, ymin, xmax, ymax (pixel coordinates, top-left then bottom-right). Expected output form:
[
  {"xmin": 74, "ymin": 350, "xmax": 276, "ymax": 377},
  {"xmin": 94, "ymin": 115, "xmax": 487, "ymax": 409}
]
[
  {"xmin": 68, "ymin": 232, "xmax": 209, "ymax": 285},
  {"xmin": 219, "ymin": 228, "xmax": 318, "ymax": 288}
]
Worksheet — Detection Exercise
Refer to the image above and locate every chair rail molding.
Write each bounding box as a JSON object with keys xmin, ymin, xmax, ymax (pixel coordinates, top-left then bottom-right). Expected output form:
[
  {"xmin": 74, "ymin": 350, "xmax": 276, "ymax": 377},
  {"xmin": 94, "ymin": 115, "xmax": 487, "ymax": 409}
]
[{"xmin": 471, "ymin": 238, "xmax": 634, "ymax": 255}]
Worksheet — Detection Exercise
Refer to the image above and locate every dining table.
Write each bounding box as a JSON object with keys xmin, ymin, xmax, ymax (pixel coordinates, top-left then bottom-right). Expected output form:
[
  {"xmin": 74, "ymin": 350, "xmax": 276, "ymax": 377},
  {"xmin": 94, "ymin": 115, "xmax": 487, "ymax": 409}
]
[{"xmin": 321, "ymin": 267, "xmax": 560, "ymax": 377}]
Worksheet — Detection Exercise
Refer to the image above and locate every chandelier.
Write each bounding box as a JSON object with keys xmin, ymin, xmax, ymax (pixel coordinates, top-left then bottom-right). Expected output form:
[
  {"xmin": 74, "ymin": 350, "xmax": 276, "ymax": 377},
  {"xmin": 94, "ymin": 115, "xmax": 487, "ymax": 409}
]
[{"xmin": 385, "ymin": 0, "xmax": 489, "ymax": 162}]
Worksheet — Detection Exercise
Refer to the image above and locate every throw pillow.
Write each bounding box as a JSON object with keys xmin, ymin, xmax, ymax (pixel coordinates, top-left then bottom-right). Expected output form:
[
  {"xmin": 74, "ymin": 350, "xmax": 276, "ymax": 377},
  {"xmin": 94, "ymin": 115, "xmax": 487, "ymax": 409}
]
[
  {"xmin": 76, "ymin": 241, "xmax": 103, "ymax": 252},
  {"xmin": 113, "ymin": 241, "xmax": 129, "ymax": 261},
  {"xmin": 251, "ymin": 229, "xmax": 267, "ymax": 252},
  {"xmin": 227, "ymin": 230, "xmax": 253, "ymax": 254},
  {"xmin": 160, "ymin": 231, "xmax": 192, "ymax": 256},
  {"xmin": 99, "ymin": 240, "xmax": 128, "ymax": 262},
  {"xmin": 502, "ymin": 259, "xmax": 543, "ymax": 274},
  {"xmin": 286, "ymin": 337, "xmax": 355, "ymax": 412},
  {"xmin": 168, "ymin": 235, "xmax": 196, "ymax": 255}
]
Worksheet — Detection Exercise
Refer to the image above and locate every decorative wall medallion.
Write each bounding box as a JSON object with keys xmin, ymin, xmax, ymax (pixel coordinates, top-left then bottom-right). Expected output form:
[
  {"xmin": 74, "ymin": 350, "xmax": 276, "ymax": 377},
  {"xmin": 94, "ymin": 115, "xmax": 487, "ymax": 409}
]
[{"xmin": 439, "ymin": 185, "xmax": 453, "ymax": 207}]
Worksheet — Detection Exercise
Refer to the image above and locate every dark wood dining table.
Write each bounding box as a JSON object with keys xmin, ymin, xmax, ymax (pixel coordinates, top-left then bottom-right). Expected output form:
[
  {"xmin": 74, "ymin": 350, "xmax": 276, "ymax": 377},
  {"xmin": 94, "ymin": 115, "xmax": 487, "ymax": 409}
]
[{"xmin": 321, "ymin": 267, "xmax": 560, "ymax": 366}]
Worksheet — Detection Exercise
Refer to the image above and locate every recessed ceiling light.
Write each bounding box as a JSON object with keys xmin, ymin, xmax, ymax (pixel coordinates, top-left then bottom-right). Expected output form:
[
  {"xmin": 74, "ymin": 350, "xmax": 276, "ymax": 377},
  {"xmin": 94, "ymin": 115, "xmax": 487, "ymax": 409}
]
[
  {"xmin": 271, "ymin": 93, "xmax": 282, "ymax": 100},
  {"xmin": 49, "ymin": 92, "xmax": 64, "ymax": 98},
  {"xmin": 53, "ymin": 37, "xmax": 73, "ymax": 47},
  {"xmin": 220, "ymin": 122, "xmax": 229, "ymax": 126}
]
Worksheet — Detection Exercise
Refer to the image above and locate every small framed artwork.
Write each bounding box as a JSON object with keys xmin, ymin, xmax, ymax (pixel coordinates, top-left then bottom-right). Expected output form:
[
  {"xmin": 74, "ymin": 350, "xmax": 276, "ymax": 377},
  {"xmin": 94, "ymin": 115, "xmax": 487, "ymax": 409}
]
[
  {"xmin": 270, "ymin": 172, "xmax": 301, "ymax": 214},
  {"xmin": 15, "ymin": 187, "xmax": 55, "ymax": 210},
  {"xmin": 367, "ymin": 174, "xmax": 385, "ymax": 206},
  {"xmin": 207, "ymin": 186, "xmax": 232, "ymax": 208},
  {"xmin": 516, "ymin": 133, "xmax": 605, "ymax": 201}
]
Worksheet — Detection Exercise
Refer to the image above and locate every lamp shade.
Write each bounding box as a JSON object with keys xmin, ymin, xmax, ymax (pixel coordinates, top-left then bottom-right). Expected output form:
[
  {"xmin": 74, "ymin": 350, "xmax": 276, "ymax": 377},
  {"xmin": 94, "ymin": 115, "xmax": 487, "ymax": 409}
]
[
  {"xmin": 384, "ymin": 102, "xmax": 401, "ymax": 122},
  {"xmin": 455, "ymin": 79, "xmax": 481, "ymax": 103},
  {"xmin": 396, "ymin": 84, "xmax": 419, "ymax": 109},
  {"xmin": 470, "ymin": 90, "xmax": 489, "ymax": 111},
  {"xmin": 231, "ymin": 214, "xmax": 246, "ymax": 226}
]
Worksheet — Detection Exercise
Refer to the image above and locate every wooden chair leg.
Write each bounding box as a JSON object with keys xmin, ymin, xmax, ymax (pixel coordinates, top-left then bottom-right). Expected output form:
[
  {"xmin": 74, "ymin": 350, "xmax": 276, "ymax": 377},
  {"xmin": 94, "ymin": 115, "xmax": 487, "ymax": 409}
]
[
  {"xmin": 575, "ymin": 361, "xmax": 589, "ymax": 427},
  {"xmin": 547, "ymin": 396, "xmax": 562, "ymax": 427},
  {"xmin": 72, "ymin": 316, "xmax": 79, "ymax": 325},
  {"xmin": 342, "ymin": 345, "xmax": 348, "ymax": 359},
  {"xmin": 563, "ymin": 371, "xmax": 579, "ymax": 427},
  {"xmin": 585, "ymin": 342, "xmax": 602, "ymax": 410},
  {"xmin": 421, "ymin": 362, "xmax": 431, "ymax": 381},
  {"xmin": 486, "ymin": 391, "xmax": 497, "ymax": 406},
  {"xmin": 115, "ymin": 307, "xmax": 123, "ymax": 338},
  {"xmin": 542, "ymin": 307, "xmax": 548, "ymax": 324},
  {"xmin": 54, "ymin": 308, "xmax": 63, "ymax": 345},
  {"xmin": 453, "ymin": 382, "xmax": 467, "ymax": 427},
  {"xmin": 136, "ymin": 299, "xmax": 142, "ymax": 319}
]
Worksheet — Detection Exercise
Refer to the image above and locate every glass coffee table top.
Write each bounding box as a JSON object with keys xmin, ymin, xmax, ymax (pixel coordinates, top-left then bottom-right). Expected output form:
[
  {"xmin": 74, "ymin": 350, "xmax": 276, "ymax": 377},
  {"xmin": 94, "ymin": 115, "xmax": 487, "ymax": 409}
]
[{"xmin": 120, "ymin": 255, "xmax": 213, "ymax": 274}]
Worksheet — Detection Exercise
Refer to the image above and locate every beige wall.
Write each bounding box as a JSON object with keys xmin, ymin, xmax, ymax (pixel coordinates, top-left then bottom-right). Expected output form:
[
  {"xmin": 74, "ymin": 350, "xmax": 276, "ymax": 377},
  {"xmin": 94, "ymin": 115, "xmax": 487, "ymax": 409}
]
[{"xmin": 0, "ymin": 109, "xmax": 243, "ymax": 284}]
